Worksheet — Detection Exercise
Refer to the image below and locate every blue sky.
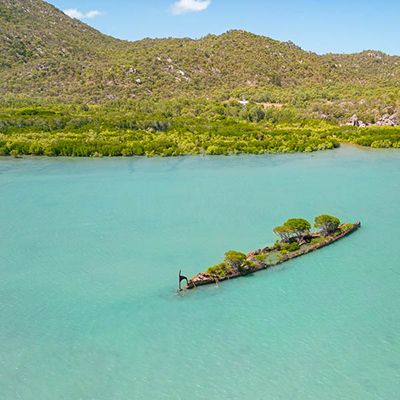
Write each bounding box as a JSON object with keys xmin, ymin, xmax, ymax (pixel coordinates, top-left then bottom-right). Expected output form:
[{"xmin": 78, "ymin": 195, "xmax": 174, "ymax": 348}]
[{"xmin": 49, "ymin": 0, "xmax": 400, "ymax": 55}]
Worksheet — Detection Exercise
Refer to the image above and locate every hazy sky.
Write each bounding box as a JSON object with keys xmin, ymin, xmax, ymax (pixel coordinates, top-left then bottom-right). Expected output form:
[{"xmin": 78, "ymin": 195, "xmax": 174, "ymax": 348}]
[{"xmin": 49, "ymin": 0, "xmax": 399, "ymax": 55}]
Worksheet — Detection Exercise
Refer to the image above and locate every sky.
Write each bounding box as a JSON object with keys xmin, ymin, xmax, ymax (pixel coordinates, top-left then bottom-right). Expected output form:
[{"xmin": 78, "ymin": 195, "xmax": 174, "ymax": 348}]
[{"xmin": 49, "ymin": 0, "xmax": 400, "ymax": 55}]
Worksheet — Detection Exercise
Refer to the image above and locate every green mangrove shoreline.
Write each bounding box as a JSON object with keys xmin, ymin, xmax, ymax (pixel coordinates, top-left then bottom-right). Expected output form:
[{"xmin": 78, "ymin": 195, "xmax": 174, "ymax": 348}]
[
  {"xmin": 1, "ymin": 101, "xmax": 400, "ymax": 157},
  {"xmin": 1, "ymin": 142, "xmax": 398, "ymax": 160},
  {"xmin": 186, "ymin": 221, "xmax": 361, "ymax": 290}
]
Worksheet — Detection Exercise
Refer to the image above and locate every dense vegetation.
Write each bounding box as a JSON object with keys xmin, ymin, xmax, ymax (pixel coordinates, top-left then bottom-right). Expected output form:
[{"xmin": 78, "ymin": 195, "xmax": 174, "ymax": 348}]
[
  {"xmin": 1, "ymin": 0, "xmax": 400, "ymax": 106},
  {"xmin": 1, "ymin": 0, "xmax": 400, "ymax": 156},
  {"xmin": 1, "ymin": 100, "xmax": 399, "ymax": 157}
]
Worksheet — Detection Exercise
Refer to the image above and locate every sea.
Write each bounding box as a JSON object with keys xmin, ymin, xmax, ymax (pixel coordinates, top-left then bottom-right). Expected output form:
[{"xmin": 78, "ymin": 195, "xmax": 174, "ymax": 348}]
[{"xmin": 0, "ymin": 145, "xmax": 399, "ymax": 399}]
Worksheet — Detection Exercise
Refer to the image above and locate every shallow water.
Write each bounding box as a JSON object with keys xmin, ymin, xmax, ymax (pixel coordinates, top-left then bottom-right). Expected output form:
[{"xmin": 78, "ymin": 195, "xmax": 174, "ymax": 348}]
[{"xmin": 0, "ymin": 146, "xmax": 399, "ymax": 399}]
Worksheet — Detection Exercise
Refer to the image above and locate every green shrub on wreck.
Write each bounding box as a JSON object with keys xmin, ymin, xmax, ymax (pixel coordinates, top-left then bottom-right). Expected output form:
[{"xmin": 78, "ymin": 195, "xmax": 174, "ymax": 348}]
[
  {"xmin": 238, "ymin": 260, "xmax": 256, "ymax": 275},
  {"xmin": 207, "ymin": 262, "xmax": 233, "ymax": 279},
  {"xmin": 339, "ymin": 223, "xmax": 353, "ymax": 232},
  {"xmin": 224, "ymin": 250, "xmax": 247, "ymax": 269},
  {"xmin": 255, "ymin": 253, "xmax": 267, "ymax": 262},
  {"xmin": 281, "ymin": 242, "xmax": 300, "ymax": 252},
  {"xmin": 310, "ymin": 237, "xmax": 325, "ymax": 245}
]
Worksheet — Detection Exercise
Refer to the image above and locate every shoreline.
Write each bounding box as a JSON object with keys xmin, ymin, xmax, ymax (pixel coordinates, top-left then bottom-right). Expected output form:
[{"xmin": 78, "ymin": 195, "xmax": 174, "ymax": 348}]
[{"xmin": 1, "ymin": 143, "xmax": 399, "ymax": 160}]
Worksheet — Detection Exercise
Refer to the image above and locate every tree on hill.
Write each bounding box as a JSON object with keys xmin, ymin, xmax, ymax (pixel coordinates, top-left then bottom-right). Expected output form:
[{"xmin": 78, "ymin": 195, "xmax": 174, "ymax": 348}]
[{"xmin": 2, "ymin": 0, "xmax": 400, "ymax": 102}]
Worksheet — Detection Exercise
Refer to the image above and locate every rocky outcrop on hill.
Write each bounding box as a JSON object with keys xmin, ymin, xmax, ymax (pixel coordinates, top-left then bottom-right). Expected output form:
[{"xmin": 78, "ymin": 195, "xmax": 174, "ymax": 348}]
[
  {"xmin": 346, "ymin": 113, "xmax": 399, "ymax": 127},
  {"xmin": 376, "ymin": 113, "xmax": 398, "ymax": 126}
]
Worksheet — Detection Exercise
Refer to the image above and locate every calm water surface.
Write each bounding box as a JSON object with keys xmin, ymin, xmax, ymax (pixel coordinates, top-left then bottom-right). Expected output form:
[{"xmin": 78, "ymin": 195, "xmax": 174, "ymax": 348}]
[{"xmin": 0, "ymin": 146, "xmax": 399, "ymax": 399}]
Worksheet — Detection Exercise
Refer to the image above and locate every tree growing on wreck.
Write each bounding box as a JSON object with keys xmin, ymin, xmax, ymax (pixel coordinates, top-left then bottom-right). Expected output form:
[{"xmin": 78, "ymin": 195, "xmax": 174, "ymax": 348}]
[
  {"xmin": 314, "ymin": 215, "xmax": 340, "ymax": 236},
  {"xmin": 224, "ymin": 250, "xmax": 247, "ymax": 269},
  {"xmin": 207, "ymin": 262, "xmax": 232, "ymax": 279},
  {"xmin": 274, "ymin": 218, "xmax": 311, "ymax": 242},
  {"xmin": 273, "ymin": 225, "xmax": 292, "ymax": 242}
]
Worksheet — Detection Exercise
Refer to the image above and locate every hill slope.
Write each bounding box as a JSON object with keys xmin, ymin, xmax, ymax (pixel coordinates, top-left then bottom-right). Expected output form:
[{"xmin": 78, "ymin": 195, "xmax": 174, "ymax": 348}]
[{"xmin": 1, "ymin": 0, "xmax": 400, "ymax": 102}]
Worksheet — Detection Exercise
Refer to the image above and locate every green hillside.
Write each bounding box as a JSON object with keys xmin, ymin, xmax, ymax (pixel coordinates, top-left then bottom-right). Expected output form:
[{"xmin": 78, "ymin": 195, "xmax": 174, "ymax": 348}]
[{"xmin": 1, "ymin": 0, "xmax": 400, "ymax": 103}]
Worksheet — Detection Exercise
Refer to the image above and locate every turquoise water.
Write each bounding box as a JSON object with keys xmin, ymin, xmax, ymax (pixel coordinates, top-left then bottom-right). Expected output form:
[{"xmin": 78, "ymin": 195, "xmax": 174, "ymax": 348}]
[{"xmin": 0, "ymin": 146, "xmax": 399, "ymax": 399}]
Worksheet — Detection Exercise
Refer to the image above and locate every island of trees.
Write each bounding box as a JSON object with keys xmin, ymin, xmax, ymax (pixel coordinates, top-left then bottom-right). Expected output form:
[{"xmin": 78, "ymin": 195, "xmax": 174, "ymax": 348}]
[{"xmin": 184, "ymin": 215, "xmax": 360, "ymax": 290}]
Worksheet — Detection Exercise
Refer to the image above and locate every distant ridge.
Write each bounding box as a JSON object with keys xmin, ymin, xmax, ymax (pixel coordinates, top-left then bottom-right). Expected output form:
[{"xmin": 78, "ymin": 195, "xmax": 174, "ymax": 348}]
[{"xmin": 1, "ymin": 0, "xmax": 400, "ymax": 101}]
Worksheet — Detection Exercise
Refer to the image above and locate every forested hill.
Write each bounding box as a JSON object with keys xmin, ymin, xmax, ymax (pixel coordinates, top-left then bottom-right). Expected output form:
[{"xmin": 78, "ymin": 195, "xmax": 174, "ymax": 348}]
[{"xmin": 1, "ymin": 0, "xmax": 400, "ymax": 102}]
